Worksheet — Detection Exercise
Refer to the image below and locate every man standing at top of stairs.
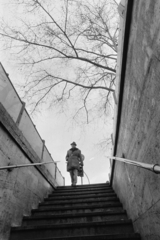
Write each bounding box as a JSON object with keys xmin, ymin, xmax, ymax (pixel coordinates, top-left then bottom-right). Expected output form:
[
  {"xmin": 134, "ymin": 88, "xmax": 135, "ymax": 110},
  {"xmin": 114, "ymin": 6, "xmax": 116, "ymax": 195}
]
[{"xmin": 66, "ymin": 142, "xmax": 83, "ymax": 186}]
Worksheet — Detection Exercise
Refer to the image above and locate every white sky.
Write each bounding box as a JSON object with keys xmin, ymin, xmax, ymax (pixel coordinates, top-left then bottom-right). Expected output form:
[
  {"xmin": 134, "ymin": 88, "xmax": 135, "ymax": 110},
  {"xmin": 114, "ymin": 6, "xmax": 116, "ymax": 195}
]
[{"xmin": 0, "ymin": 0, "xmax": 115, "ymax": 186}]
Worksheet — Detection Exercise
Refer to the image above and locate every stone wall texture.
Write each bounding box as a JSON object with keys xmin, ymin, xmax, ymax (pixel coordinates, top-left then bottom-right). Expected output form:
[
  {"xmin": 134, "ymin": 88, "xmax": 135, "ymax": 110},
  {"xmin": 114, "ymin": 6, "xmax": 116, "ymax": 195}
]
[
  {"xmin": 112, "ymin": 0, "xmax": 160, "ymax": 239},
  {"xmin": 0, "ymin": 104, "xmax": 54, "ymax": 240}
]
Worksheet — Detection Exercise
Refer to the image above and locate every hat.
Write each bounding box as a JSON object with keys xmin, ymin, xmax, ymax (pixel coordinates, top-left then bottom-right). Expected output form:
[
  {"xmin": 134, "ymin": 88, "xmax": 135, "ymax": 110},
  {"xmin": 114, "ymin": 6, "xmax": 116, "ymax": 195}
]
[{"xmin": 71, "ymin": 141, "xmax": 77, "ymax": 146}]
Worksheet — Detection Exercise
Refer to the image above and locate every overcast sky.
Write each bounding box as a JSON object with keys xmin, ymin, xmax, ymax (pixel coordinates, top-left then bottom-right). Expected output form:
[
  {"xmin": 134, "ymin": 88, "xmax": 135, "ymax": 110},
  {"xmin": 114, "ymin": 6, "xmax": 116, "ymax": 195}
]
[{"xmin": 0, "ymin": 0, "xmax": 115, "ymax": 186}]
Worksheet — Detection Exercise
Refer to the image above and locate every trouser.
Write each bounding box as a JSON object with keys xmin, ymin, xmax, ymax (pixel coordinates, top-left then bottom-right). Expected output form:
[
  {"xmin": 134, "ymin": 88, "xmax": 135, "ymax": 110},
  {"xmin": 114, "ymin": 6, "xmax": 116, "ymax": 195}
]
[{"xmin": 69, "ymin": 168, "xmax": 78, "ymax": 185}]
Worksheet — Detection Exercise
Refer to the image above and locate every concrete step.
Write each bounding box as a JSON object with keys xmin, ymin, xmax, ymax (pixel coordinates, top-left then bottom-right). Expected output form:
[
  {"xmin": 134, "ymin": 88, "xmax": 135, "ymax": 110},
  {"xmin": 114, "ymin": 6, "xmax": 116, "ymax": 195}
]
[
  {"xmin": 9, "ymin": 183, "xmax": 141, "ymax": 240},
  {"xmin": 54, "ymin": 186, "xmax": 112, "ymax": 193},
  {"xmin": 56, "ymin": 185, "xmax": 111, "ymax": 192},
  {"xmin": 32, "ymin": 202, "xmax": 122, "ymax": 215},
  {"xmin": 49, "ymin": 189, "xmax": 114, "ymax": 197},
  {"xmin": 10, "ymin": 220, "xmax": 134, "ymax": 240},
  {"xmin": 15, "ymin": 233, "xmax": 141, "ymax": 240},
  {"xmin": 38, "ymin": 201, "xmax": 122, "ymax": 211},
  {"xmin": 41, "ymin": 196, "xmax": 119, "ymax": 207},
  {"xmin": 57, "ymin": 183, "xmax": 110, "ymax": 189},
  {"xmin": 47, "ymin": 192, "xmax": 116, "ymax": 201},
  {"xmin": 23, "ymin": 210, "xmax": 128, "ymax": 226}
]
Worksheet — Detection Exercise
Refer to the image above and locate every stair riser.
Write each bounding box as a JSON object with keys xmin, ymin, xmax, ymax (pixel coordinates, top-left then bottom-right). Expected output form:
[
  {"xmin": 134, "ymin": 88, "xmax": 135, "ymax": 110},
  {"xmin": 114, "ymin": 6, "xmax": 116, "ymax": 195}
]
[
  {"xmin": 12, "ymin": 234, "xmax": 141, "ymax": 240},
  {"xmin": 43, "ymin": 197, "xmax": 118, "ymax": 205},
  {"xmin": 47, "ymin": 193, "xmax": 117, "ymax": 201},
  {"xmin": 55, "ymin": 187, "xmax": 112, "ymax": 193},
  {"xmin": 49, "ymin": 190, "xmax": 114, "ymax": 197},
  {"xmin": 22, "ymin": 214, "xmax": 128, "ymax": 226},
  {"xmin": 41, "ymin": 199, "xmax": 119, "ymax": 207},
  {"xmin": 57, "ymin": 183, "xmax": 109, "ymax": 189},
  {"xmin": 10, "ymin": 224, "xmax": 134, "ymax": 240},
  {"xmin": 33, "ymin": 207, "xmax": 123, "ymax": 215},
  {"xmin": 39, "ymin": 201, "xmax": 120, "ymax": 210}
]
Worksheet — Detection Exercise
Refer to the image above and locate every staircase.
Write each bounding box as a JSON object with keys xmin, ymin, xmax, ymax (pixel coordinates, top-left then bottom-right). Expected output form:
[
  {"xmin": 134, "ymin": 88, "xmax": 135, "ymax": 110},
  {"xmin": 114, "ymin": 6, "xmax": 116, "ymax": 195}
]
[{"xmin": 9, "ymin": 183, "xmax": 141, "ymax": 240}]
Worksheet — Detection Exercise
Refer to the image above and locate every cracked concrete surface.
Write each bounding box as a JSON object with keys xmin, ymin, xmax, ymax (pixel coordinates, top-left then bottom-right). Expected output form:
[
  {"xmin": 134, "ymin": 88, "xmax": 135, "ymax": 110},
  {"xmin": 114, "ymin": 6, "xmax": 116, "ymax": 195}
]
[{"xmin": 113, "ymin": 0, "xmax": 160, "ymax": 239}]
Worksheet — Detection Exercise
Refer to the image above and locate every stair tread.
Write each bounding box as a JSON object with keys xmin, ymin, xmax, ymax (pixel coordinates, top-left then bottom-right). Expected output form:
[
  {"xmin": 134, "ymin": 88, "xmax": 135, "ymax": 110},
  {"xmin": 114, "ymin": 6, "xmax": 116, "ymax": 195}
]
[
  {"xmin": 55, "ymin": 187, "xmax": 112, "ymax": 192},
  {"xmin": 47, "ymin": 193, "xmax": 116, "ymax": 200},
  {"xmin": 57, "ymin": 183, "xmax": 110, "ymax": 188},
  {"xmin": 50, "ymin": 189, "xmax": 114, "ymax": 194},
  {"xmin": 34, "ymin": 202, "xmax": 122, "ymax": 212},
  {"xmin": 41, "ymin": 197, "xmax": 119, "ymax": 205},
  {"xmin": 11, "ymin": 219, "xmax": 133, "ymax": 231},
  {"xmin": 24, "ymin": 209, "xmax": 126, "ymax": 220},
  {"xmin": 24, "ymin": 233, "xmax": 141, "ymax": 240},
  {"xmin": 9, "ymin": 183, "xmax": 141, "ymax": 240},
  {"xmin": 49, "ymin": 192, "xmax": 114, "ymax": 197}
]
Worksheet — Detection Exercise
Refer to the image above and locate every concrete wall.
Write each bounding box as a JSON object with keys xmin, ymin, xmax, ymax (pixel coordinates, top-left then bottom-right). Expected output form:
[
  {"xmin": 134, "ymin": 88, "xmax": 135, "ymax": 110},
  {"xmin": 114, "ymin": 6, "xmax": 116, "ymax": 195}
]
[
  {"xmin": 0, "ymin": 61, "xmax": 65, "ymax": 240},
  {"xmin": 112, "ymin": 0, "xmax": 160, "ymax": 239},
  {"xmin": 0, "ymin": 63, "xmax": 64, "ymax": 186},
  {"xmin": 0, "ymin": 63, "xmax": 65, "ymax": 240},
  {"xmin": 0, "ymin": 103, "xmax": 56, "ymax": 240}
]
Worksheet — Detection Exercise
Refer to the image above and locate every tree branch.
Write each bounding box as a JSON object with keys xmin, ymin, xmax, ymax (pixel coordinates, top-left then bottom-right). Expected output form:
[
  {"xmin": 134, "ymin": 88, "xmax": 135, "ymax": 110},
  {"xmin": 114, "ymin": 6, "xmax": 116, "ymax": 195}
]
[{"xmin": 45, "ymin": 73, "xmax": 115, "ymax": 92}]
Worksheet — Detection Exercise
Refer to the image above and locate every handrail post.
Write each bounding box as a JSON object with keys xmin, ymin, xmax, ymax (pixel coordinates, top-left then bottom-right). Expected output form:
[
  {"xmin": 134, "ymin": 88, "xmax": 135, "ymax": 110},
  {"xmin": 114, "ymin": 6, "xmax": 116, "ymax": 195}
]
[
  {"xmin": 41, "ymin": 140, "xmax": 45, "ymax": 160},
  {"xmin": 16, "ymin": 101, "xmax": 25, "ymax": 125},
  {"xmin": 55, "ymin": 163, "xmax": 57, "ymax": 181}
]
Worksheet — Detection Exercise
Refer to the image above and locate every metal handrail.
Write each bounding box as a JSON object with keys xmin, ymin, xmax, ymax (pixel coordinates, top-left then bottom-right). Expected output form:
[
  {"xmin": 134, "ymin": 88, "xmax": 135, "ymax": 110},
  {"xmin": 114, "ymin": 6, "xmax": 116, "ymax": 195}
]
[
  {"xmin": 109, "ymin": 156, "xmax": 160, "ymax": 174},
  {"xmin": 83, "ymin": 171, "xmax": 90, "ymax": 184},
  {"xmin": 0, "ymin": 161, "xmax": 60, "ymax": 171}
]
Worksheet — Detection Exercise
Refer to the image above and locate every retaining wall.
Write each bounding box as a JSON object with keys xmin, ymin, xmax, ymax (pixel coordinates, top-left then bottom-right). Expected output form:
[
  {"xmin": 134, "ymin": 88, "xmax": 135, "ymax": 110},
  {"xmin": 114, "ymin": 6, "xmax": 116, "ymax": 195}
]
[
  {"xmin": 112, "ymin": 0, "xmax": 160, "ymax": 239},
  {"xmin": 0, "ymin": 63, "xmax": 64, "ymax": 239}
]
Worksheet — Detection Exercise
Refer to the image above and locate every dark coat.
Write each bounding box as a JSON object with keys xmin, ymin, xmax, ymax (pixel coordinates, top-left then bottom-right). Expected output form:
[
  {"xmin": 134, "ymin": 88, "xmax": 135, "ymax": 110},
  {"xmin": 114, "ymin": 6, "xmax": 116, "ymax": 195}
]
[{"xmin": 66, "ymin": 148, "xmax": 83, "ymax": 171}]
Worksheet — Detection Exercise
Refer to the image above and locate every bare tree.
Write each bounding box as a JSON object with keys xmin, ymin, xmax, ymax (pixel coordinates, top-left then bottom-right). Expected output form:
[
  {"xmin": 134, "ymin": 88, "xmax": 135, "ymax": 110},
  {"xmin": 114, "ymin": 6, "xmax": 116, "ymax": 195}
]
[{"xmin": 0, "ymin": 0, "xmax": 119, "ymax": 123}]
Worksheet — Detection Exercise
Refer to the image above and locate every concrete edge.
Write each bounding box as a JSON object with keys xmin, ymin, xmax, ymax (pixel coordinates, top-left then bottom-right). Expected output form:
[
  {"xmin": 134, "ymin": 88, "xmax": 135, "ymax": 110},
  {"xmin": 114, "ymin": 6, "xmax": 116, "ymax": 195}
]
[
  {"xmin": 0, "ymin": 102, "xmax": 57, "ymax": 189},
  {"xmin": 110, "ymin": 0, "xmax": 134, "ymax": 186}
]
